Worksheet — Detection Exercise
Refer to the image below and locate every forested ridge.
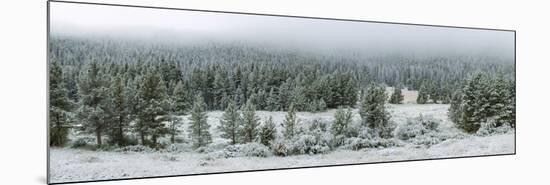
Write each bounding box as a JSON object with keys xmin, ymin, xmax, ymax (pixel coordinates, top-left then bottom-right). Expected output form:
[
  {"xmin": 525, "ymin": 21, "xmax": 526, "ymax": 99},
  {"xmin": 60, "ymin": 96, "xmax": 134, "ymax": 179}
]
[{"xmin": 49, "ymin": 36, "xmax": 515, "ymax": 150}]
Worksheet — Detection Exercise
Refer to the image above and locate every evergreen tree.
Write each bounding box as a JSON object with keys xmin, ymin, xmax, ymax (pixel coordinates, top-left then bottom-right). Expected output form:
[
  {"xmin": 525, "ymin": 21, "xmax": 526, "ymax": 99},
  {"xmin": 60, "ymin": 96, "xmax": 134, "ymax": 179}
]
[
  {"xmin": 76, "ymin": 61, "xmax": 109, "ymax": 147},
  {"xmin": 108, "ymin": 75, "xmax": 128, "ymax": 146},
  {"xmin": 331, "ymin": 107, "xmax": 353, "ymax": 145},
  {"xmin": 172, "ymin": 80, "xmax": 190, "ymax": 115},
  {"xmin": 417, "ymin": 84, "xmax": 429, "ymax": 104},
  {"xmin": 502, "ymin": 80, "xmax": 516, "ymax": 128},
  {"xmin": 241, "ymin": 98, "xmax": 260, "ymax": 143},
  {"xmin": 49, "ymin": 61, "xmax": 72, "ymax": 146},
  {"xmin": 218, "ymin": 101, "xmax": 241, "ymax": 144},
  {"xmin": 188, "ymin": 95, "xmax": 212, "ymax": 148},
  {"xmin": 164, "ymin": 97, "xmax": 183, "ymax": 143},
  {"xmin": 136, "ymin": 68, "xmax": 168, "ymax": 147},
  {"xmin": 259, "ymin": 116, "xmax": 277, "ymax": 147},
  {"xmin": 448, "ymin": 91, "xmax": 464, "ymax": 124},
  {"xmin": 389, "ymin": 86, "xmax": 404, "ymax": 104},
  {"xmin": 265, "ymin": 87, "xmax": 279, "ymax": 111},
  {"xmin": 459, "ymin": 73, "xmax": 490, "ymax": 133},
  {"xmin": 283, "ymin": 103, "xmax": 297, "ymax": 139},
  {"xmin": 317, "ymin": 98, "xmax": 327, "ymax": 112},
  {"xmin": 359, "ymin": 83, "xmax": 394, "ymax": 138}
]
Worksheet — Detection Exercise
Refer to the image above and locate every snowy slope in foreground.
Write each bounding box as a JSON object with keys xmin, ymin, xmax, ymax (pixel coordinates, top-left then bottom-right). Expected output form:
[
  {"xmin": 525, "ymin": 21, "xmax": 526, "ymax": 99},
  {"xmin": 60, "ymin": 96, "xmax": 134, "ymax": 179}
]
[{"xmin": 49, "ymin": 104, "xmax": 515, "ymax": 183}]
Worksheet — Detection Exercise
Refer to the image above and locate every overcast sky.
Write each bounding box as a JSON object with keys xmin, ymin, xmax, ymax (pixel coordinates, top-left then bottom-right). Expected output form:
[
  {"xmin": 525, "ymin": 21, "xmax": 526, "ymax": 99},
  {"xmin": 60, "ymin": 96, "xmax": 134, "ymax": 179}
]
[{"xmin": 50, "ymin": 2, "xmax": 514, "ymax": 60}]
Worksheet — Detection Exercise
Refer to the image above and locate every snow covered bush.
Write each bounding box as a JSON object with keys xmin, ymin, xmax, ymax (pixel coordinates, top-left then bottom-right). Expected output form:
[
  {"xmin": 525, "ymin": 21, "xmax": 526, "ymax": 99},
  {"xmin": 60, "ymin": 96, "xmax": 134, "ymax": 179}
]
[
  {"xmin": 219, "ymin": 143, "xmax": 272, "ymax": 158},
  {"xmin": 395, "ymin": 115, "xmax": 440, "ymax": 141},
  {"xmin": 342, "ymin": 137, "xmax": 400, "ymax": 150},
  {"xmin": 476, "ymin": 119, "xmax": 514, "ymax": 136},
  {"xmin": 114, "ymin": 145, "xmax": 155, "ymax": 153},
  {"xmin": 71, "ymin": 136, "xmax": 95, "ymax": 148},
  {"xmin": 286, "ymin": 119, "xmax": 333, "ymax": 155},
  {"xmin": 395, "ymin": 115, "xmax": 445, "ymax": 146},
  {"xmin": 162, "ymin": 143, "xmax": 193, "ymax": 153},
  {"xmin": 271, "ymin": 139, "xmax": 289, "ymax": 156}
]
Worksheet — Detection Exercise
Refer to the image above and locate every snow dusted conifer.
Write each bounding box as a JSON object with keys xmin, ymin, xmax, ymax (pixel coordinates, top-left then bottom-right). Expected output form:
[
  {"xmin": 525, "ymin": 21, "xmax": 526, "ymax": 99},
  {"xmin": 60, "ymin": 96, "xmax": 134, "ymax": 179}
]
[
  {"xmin": 218, "ymin": 101, "xmax": 241, "ymax": 144},
  {"xmin": 416, "ymin": 84, "xmax": 429, "ymax": 104},
  {"xmin": 459, "ymin": 73, "xmax": 489, "ymax": 133},
  {"xmin": 448, "ymin": 91, "xmax": 464, "ymax": 125},
  {"xmin": 49, "ymin": 60, "xmax": 73, "ymax": 146},
  {"xmin": 241, "ymin": 98, "xmax": 260, "ymax": 143},
  {"xmin": 389, "ymin": 86, "xmax": 404, "ymax": 104},
  {"xmin": 283, "ymin": 103, "xmax": 297, "ymax": 139},
  {"xmin": 76, "ymin": 61, "xmax": 109, "ymax": 147},
  {"xmin": 259, "ymin": 116, "xmax": 277, "ymax": 147},
  {"xmin": 266, "ymin": 87, "xmax": 279, "ymax": 111},
  {"xmin": 188, "ymin": 95, "xmax": 212, "ymax": 148},
  {"xmin": 136, "ymin": 68, "xmax": 168, "ymax": 147},
  {"xmin": 172, "ymin": 80, "xmax": 190, "ymax": 115},
  {"xmin": 331, "ymin": 107, "xmax": 353, "ymax": 146},
  {"xmin": 108, "ymin": 75, "xmax": 128, "ymax": 146},
  {"xmin": 359, "ymin": 83, "xmax": 394, "ymax": 138}
]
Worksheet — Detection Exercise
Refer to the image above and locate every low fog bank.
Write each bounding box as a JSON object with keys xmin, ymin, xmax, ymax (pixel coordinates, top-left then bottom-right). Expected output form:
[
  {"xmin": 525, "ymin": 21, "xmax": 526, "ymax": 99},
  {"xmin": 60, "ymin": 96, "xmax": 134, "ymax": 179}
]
[{"xmin": 50, "ymin": 2, "xmax": 515, "ymax": 62}]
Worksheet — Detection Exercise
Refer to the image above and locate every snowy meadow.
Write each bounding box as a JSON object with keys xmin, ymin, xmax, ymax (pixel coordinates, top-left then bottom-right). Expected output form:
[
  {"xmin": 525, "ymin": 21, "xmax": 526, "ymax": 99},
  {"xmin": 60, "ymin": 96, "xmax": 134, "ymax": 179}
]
[{"xmin": 50, "ymin": 103, "xmax": 514, "ymax": 183}]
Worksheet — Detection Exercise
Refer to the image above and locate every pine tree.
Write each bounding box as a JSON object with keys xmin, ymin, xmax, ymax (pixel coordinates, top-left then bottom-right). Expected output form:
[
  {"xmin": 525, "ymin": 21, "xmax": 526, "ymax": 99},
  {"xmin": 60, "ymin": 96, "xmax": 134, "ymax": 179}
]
[
  {"xmin": 266, "ymin": 87, "xmax": 279, "ymax": 111},
  {"xmin": 459, "ymin": 73, "xmax": 490, "ymax": 133},
  {"xmin": 218, "ymin": 101, "xmax": 241, "ymax": 144},
  {"xmin": 317, "ymin": 98, "xmax": 327, "ymax": 112},
  {"xmin": 172, "ymin": 80, "xmax": 190, "ymax": 115},
  {"xmin": 108, "ymin": 75, "xmax": 128, "ymax": 146},
  {"xmin": 259, "ymin": 116, "xmax": 277, "ymax": 147},
  {"xmin": 136, "ymin": 68, "xmax": 168, "ymax": 147},
  {"xmin": 49, "ymin": 61, "xmax": 73, "ymax": 146},
  {"xmin": 188, "ymin": 95, "xmax": 212, "ymax": 148},
  {"xmin": 76, "ymin": 61, "xmax": 109, "ymax": 147},
  {"xmin": 241, "ymin": 98, "xmax": 260, "ymax": 143},
  {"xmin": 164, "ymin": 97, "xmax": 183, "ymax": 143},
  {"xmin": 488, "ymin": 76, "xmax": 508, "ymax": 127},
  {"xmin": 389, "ymin": 86, "xmax": 404, "ymax": 104},
  {"xmin": 292, "ymin": 84, "xmax": 308, "ymax": 111},
  {"xmin": 331, "ymin": 107, "xmax": 353, "ymax": 145},
  {"xmin": 416, "ymin": 84, "xmax": 429, "ymax": 104},
  {"xmin": 448, "ymin": 91, "xmax": 464, "ymax": 124},
  {"xmin": 359, "ymin": 83, "xmax": 394, "ymax": 138},
  {"xmin": 502, "ymin": 80, "xmax": 516, "ymax": 128},
  {"xmin": 283, "ymin": 103, "xmax": 297, "ymax": 139}
]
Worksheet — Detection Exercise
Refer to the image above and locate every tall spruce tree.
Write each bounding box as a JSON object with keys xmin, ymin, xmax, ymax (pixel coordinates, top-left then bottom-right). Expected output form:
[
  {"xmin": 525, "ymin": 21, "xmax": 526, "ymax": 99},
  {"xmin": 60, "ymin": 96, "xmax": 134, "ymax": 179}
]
[
  {"xmin": 76, "ymin": 61, "xmax": 109, "ymax": 147},
  {"xmin": 108, "ymin": 75, "xmax": 128, "ymax": 146},
  {"xmin": 331, "ymin": 107, "xmax": 353, "ymax": 145},
  {"xmin": 459, "ymin": 73, "xmax": 490, "ymax": 133},
  {"xmin": 49, "ymin": 61, "xmax": 73, "ymax": 146},
  {"xmin": 259, "ymin": 116, "xmax": 277, "ymax": 147},
  {"xmin": 218, "ymin": 101, "xmax": 241, "ymax": 144},
  {"xmin": 188, "ymin": 95, "xmax": 212, "ymax": 148},
  {"xmin": 283, "ymin": 103, "xmax": 297, "ymax": 139},
  {"xmin": 172, "ymin": 80, "xmax": 190, "ymax": 115},
  {"xmin": 416, "ymin": 84, "xmax": 429, "ymax": 104},
  {"xmin": 136, "ymin": 68, "xmax": 168, "ymax": 147},
  {"xmin": 448, "ymin": 91, "xmax": 464, "ymax": 124},
  {"xmin": 359, "ymin": 83, "xmax": 394, "ymax": 138},
  {"xmin": 389, "ymin": 86, "xmax": 404, "ymax": 104},
  {"xmin": 241, "ymin": 98, "xmax": 260, "ymax": 143}
]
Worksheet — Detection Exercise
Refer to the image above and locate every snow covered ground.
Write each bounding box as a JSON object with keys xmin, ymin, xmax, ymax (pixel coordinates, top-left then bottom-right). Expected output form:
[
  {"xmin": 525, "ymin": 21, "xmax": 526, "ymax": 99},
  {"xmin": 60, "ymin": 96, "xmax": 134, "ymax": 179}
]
[{"xmin": 49, "ymin": 104, "xmax": 515, "ymax": 183}]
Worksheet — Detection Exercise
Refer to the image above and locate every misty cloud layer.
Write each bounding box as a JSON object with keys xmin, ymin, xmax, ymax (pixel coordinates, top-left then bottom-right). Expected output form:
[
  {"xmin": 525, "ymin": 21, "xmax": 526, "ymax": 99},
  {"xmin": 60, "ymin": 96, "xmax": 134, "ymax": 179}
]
[{"xmin": 50, "ymin": 2, "xmax": 515, "ymax": 61}]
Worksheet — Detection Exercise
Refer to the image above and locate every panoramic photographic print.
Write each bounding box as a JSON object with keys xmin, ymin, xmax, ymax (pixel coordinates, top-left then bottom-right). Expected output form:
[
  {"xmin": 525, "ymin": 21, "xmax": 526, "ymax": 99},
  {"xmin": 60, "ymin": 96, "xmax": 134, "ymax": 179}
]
[{"xmin": 48, "ymin": 1, "xmax": 516, "ymax": 184}]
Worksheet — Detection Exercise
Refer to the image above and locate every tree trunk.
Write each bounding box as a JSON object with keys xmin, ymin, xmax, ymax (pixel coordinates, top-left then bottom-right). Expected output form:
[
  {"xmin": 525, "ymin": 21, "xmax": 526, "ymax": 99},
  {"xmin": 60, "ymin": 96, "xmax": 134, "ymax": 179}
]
[
  {"xmin": 140, "ymin": 131, "xmax": 145, "ymax": 145},
  {"xmin": 118, "ymin": 117, "xmax": 124, "ymax": 146},
  {"xmin": 96, "ymin": 129, "xmax": 102, "ymax": 147},
  {"xmin": 171, "ymin": 133, "xmax": 175, "ymax": 143}
]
